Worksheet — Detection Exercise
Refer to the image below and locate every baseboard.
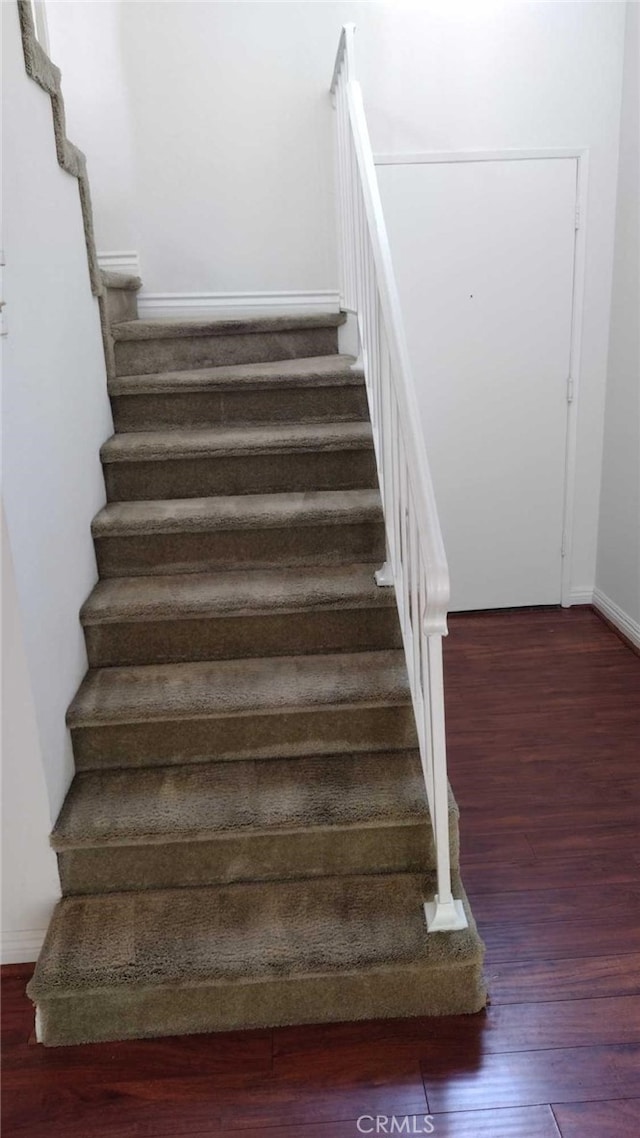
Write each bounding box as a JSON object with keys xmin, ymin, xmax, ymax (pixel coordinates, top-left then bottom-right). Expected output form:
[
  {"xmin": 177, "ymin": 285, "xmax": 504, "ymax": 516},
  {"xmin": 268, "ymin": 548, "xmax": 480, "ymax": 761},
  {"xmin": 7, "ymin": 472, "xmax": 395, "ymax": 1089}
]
[
  {"xmin": 592, "ymin": 588, "xmax": 640, "ymax": 652},
  {"xmin": 136, "ymin": 290, "xmax": 341, "ymax": 319},
  {"xmin": 97, "ymin": 250, "xmax": 141, "ymax": 277},
  {"xmin": 567, "ymin": 587, "xmax": 594, "ymax": 606},
  {"xmin": 93, "ymin": 259, "xmax": 341, "ymax": 317},
  {"xmin": 1, "ymin": 929, "xmax": 47, "ymax": 965}
]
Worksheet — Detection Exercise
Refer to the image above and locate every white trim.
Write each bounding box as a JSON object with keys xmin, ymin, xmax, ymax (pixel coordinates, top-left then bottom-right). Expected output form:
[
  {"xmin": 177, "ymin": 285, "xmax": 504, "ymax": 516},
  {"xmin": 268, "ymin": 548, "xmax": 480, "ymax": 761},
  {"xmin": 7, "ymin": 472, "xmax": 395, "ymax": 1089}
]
[
  {"xmin": 95, "ymin": 253, "xmax": 340, "ymax": 315},
  {"xmin": 567, "ymin": 587, "xmax": 594, "ymax": 605},
  {"xmin": 136, "ymin": 290, "xmax": 341, "ymax": 319},
  {"xmin": 374, "ymin": 148, "xmax": 589, "ymax": 166},
  {"xmin": 372, "ymin": 146, "xmax": 589, "ymax": 610},
  {"xmin": 337, "ymin": 309, "xmax": 360, "ymax": 358},
  {"xmin": 593, "ymin": 589, "xmax": 640, "ymax": 651},
  {"xmin": 96, "ymin": 250, "xmax": 141, "ymax": 277},
  {"xmin": 2, "ymin": 928, "xmax": 47, "ymax": 965},
  {"xmin": 560, "ymin": 151, "xmax": 589, "ymax": 608}
]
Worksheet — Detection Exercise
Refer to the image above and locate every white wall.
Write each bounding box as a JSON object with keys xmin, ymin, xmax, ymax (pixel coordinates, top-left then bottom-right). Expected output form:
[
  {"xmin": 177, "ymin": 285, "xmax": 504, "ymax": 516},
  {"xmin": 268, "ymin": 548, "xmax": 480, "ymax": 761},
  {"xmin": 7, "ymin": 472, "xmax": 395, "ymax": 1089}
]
[
  {"xmin": 46, "ymin": 0, "xmax": 353, "ymax": 292},
  {"xmin": 595, "ymin": 1, "xmax": 640, "ymax": 642},
  {"xmin": 44, "ymin": 0, "xmax": 139, "ymax": 254},
  {"xmin": 1, "ymin": 510, "xmax": 61, "ymax": 964},
  {"xmin": 1, "ymin": 0, "xmax": 113, "ymax": 960},
  {"xmin": 44, "ymin": 1, "xmax": 626, "ymax": 599},
  {"xmin": 360, "ymin": 0, "xmax": 626, "ymax": 604}
]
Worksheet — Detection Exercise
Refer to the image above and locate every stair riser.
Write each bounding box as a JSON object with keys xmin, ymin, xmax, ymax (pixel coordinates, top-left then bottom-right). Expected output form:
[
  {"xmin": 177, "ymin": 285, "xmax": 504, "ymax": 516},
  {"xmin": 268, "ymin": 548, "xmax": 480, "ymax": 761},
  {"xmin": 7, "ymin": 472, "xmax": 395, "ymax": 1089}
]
[
  {"xmin": 103, "ymin": 448, "xmax": 377, "ymax": 502},
  {"xmin": 110, "ymin": 386, "xmax": 369, "ymax": 431},
  {"xmin": 115, "ymin": 327, "xmax": 340, "ymax": 377},
  {"xmin": 35, "ymin": 957, "xmax": 486, "ymax": 1045},
  {"xmin": 104, "ymin": 287, "xmax": 138, "ymax": 325},
  {"xmin": 94, "ymin": 522, "xmax": 386, "ymax": 577},
  {"xmin": 84, "ymin": 607, "xmax": 402, "ymax": 667},
  {"xmin": 57, "ymin": 824, "xmax": 441, "ymax": 895},
  {"xmin": 71, "ymin": 705, "xmax": 418, "ymax": 770}
]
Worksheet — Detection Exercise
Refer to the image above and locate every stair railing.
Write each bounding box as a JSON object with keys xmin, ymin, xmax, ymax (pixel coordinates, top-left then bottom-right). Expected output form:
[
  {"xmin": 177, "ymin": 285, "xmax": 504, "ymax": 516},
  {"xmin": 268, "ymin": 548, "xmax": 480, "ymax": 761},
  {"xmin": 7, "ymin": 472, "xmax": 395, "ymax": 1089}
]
[{"xmin": 331, "ymin": 25, "xmax": 467, "ymax": 932}]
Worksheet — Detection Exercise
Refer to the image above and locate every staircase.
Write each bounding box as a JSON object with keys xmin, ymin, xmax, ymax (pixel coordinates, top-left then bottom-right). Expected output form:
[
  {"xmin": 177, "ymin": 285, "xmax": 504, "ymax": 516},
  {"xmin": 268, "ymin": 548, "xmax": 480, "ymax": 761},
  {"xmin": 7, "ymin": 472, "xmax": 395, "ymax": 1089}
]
[{"xmin": 28, "ymin": 300, "xmax": 485, "ymax": 1046}]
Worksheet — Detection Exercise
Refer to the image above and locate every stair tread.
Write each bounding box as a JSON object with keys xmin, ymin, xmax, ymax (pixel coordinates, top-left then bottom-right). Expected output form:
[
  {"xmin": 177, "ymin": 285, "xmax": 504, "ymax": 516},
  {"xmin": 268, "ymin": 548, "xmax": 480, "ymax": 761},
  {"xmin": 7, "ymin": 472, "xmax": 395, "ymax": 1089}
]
[
  {"xmin": 29, "ymin": 872, "xmax": 479, "ymax": 997},
  {"xmin": 66, "ymin": 649, "xmax": 411, "ymax": 728},
  {"xmin": 101, "ymin": 270, "xmax": 141, "ymax": 292},
  {"xmin": 112, "ymin": 313, "xmax": 346, "ymax": 342},
  {"xmin": 52, "ymin": 750, "xmax": 429, "ymax": 849},
  {"xmin": 91, "ymin": 489, "xmax": 382, "ymax": 537},
  {"xmin": 109, "ymin": 355, "xmax": 363, "ymax": 395},
  {"xmin": 80, "ymin": 564, "xmax": 395, "ymax": 625},
  {"xmin": 100, "ymin": 422, "xmax": 373, "ymax": 463}
]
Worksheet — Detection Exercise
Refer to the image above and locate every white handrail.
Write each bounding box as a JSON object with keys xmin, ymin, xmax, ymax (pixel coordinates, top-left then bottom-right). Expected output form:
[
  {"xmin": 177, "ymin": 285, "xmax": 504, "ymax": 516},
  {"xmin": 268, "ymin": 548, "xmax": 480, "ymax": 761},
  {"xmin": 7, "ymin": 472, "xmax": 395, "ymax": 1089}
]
[{"xmin": 331, "ymin": 25, "xmax": 468, "ymax": 932}]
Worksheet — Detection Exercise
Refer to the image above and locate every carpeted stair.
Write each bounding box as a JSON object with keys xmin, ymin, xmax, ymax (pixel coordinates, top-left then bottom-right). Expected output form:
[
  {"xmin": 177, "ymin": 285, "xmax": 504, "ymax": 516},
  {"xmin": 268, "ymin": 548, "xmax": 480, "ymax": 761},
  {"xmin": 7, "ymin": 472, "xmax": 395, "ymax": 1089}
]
[{"xmin": 28, "ymin": 308, "xmax": 485, "ymax": 1045}]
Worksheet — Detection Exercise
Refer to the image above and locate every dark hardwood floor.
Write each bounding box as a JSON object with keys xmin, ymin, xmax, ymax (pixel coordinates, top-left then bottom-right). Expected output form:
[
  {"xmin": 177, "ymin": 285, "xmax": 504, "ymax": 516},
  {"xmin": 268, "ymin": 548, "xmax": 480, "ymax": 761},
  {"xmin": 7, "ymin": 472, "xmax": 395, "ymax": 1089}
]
[{"xmin": 3, "ymin": 607, "xmax": 639, "ymax": 1137}]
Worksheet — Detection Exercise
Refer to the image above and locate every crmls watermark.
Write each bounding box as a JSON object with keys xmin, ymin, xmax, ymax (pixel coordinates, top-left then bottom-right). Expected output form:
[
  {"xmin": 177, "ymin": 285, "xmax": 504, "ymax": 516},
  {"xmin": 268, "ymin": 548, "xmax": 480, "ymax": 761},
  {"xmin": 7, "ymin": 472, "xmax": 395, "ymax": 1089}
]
[{"xmin": 356, "ymin": 1117, "xmax": 435, "ymax": 1135}]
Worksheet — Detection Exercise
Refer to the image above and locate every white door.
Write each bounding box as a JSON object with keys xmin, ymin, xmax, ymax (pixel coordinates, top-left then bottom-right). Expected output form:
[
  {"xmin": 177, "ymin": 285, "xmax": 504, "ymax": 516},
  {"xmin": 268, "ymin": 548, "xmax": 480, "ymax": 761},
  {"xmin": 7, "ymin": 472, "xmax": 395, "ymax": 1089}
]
[{"xmin": 377, "ymin": 157, "xmax": 577, "ymax": 610}]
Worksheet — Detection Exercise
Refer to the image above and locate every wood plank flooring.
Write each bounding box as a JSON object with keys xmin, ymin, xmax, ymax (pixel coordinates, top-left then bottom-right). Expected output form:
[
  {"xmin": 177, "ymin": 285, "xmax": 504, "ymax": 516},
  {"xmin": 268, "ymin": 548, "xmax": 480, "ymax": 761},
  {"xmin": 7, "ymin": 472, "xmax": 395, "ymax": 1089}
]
[{"xmin": 3, "ymin": 607, "xmax": 639, "ymax": 1137}]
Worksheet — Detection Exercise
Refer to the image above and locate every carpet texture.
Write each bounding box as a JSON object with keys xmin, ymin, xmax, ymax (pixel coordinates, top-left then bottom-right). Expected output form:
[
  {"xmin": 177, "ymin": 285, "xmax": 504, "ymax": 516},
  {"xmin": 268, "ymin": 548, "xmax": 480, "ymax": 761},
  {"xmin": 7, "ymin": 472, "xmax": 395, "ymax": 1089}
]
[
  {"xmin": 31, "ymin": 873, "xmax": 485, "ymax": 1046},
  {"xmin": 80, "ymin": 563, "xmax": 401, "ymax": 666},
  {"xmin": 28, "ymin": 308, "xmax": 485, "ymax": 1045},
  {"xmin": 91, "ymin": 490, "xmax": 386, "ymax": 577},
  {"xmin": 100, "ymin": 421, "xmax": 377, "ymax": 500},
  {"xmin": 109, "ymin": 356, "xmax": 368, "ymax": 431},
  {"xmin": 112, "ymin": 315, "xmax": 346, "ymax": 376},
  {"xmin": 52, "ymin": 752, "xmax": 461, "ymax": 894},
  {"xmin": 102, "ymin": 270, "xmax": 141, "ymax": 324}
]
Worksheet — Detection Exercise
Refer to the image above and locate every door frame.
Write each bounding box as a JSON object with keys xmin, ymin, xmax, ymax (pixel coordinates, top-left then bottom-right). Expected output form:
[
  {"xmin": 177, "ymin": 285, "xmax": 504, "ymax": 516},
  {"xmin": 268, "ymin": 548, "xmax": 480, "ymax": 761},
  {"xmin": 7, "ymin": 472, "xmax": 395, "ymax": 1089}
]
[{"xmin": 373, "ymin": 147, "xmax": 589, "ymax": 608}]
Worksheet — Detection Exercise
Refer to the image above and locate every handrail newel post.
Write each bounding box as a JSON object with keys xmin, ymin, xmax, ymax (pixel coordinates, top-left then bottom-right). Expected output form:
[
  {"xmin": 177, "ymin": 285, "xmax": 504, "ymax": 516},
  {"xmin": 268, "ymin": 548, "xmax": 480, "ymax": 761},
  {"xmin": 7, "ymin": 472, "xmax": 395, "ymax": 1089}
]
[{"xmin": 422, "ymin": 632, "xmax": 468, "ymax": 932}]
